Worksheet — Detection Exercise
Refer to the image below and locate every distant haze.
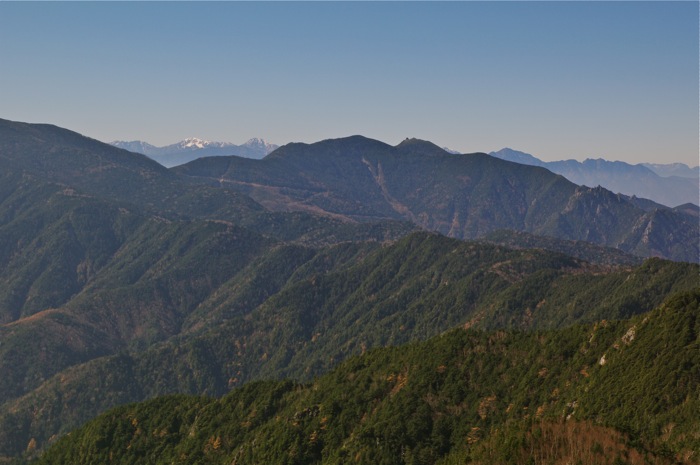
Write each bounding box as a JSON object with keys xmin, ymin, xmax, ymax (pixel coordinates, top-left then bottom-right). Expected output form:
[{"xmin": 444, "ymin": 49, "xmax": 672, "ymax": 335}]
[
  {"xmin": 1, "ymin": 2, "xmax": 697, "ymax": 166},
  {"xmin": 490, "ymin": 148, "xmax": 699, "ymax": 208},
  {"xmin": 111, "ymin": 138, "xmax": 279, "ymax": 167}
]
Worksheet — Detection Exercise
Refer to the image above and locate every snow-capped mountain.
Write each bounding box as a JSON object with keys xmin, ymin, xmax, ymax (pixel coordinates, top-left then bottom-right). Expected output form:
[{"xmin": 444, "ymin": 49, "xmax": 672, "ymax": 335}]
[
  {"xmin": 490, "ymin": 148, "xmax": 699, "ymax": 208},
  {"xmin": 242, "ymin": 138, "xmax": 279, "ymax": 154},
  {"xmin": 179, "ymin": 137, "xmax": 216, "ymax": 149},
  {"xmin": 111, "ymin": 138, "xmax": 279, "ymax": 167}
]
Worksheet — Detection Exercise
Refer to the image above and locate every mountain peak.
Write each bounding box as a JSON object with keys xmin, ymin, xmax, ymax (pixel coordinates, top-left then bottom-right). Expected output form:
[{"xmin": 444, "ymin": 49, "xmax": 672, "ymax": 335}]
[
  {"xmin": 181, "ymin": 137, "xmax": 211, "ymax": 149},
  {"xmin": 396, "ymin": 138, "xmax": 450, "ymax": 156},
  {"xmin": 264, "ymin": 135, "xmax": 391, "ymax": 161},
  {"xmin": 244, "ymin": 137, "xmax": 266, "ymax": 146},
  {"xmin": 492, "ymin": 148, "xmax": 698, "ymax": 208},
  {"xmin": 111, "ymin": 136, "xmax": 280, "ymax": 166},
  {"xmin": 110, "ymin": 140, "xmax": 159, "ymax": 152},
  {"xmin": 490, "ymin": 148, "xmax": 546, "ymax": 167},
  {"xmin": 243, "ymin": 138, "xmax": 279, "ymax": 154},
  {"xmin": 396, "ymin": 137, "xmax": 433, "ymax": 146}
]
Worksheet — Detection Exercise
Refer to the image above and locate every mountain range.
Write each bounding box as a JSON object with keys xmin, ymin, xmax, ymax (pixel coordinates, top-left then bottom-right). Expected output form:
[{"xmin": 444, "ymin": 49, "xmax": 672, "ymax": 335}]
[
  {"xmin": 111, "ymin": 137, "xmax": 279, "ymax": 167},
  {"xmin": 641, "ymin": 161, "xmax": 699, "ymax": 178},
  {"xmin": 173, "ymin": 136, "xmax": 698, "ymax": 262},
  {"xmin": 490, "ymin": 148, "xmax": 699, "ymax": 208},
  {"xmin": 0, "ymin": 118, "xmax": 698, "ymax": 464},
  {"xmin": 110, "ymin": 137, "xmax": 698, "ymax": 209}
]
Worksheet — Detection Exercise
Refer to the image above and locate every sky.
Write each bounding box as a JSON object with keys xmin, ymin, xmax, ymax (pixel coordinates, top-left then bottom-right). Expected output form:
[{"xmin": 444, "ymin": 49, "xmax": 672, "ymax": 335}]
[{"xmin": 0, "ymin": 1, "xmax": 698, "ymax": 166}]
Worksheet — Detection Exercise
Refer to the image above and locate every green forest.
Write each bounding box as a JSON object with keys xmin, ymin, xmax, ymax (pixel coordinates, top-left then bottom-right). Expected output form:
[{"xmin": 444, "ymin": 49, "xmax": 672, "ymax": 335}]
[
  {"xmin": 33, "ymin": 291, "xmax": 700, "ymax": 465},
  {"xmin": 0, "ymin": 119, "xmax": 697, "ymax": 465}
]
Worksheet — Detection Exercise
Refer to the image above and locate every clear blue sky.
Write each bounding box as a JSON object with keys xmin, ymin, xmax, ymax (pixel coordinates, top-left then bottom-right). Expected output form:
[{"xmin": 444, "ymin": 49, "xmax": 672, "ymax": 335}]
[{"xmin": 1, "ymin": 1, "xmax": 697, "ymax": 166}]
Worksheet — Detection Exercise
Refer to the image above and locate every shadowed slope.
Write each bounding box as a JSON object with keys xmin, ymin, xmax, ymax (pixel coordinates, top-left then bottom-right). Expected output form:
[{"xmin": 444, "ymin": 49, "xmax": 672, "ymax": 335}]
[{"xmin": 175, "ymin": 136, "xmax": 699, "ymax": 262}]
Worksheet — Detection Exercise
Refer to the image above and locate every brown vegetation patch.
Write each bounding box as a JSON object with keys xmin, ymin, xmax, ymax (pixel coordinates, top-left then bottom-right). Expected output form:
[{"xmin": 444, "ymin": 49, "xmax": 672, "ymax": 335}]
[{"xmin": 474, "ymin": 420, "xmax": 681, "ymax": 465}]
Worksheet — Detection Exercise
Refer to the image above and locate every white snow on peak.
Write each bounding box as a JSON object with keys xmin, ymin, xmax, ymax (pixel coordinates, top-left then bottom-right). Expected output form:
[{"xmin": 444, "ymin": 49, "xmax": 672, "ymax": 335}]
[
  {"xmin": 181, "ymin": 137, "xmax": 210, "ymax": 149},
  {"xmin": 111, "ymin": 136, "xmax": 279, "ymax": 158},
  {"xmin": 244, "ymin": 138, "xmax": 279, "ymax": 153}
]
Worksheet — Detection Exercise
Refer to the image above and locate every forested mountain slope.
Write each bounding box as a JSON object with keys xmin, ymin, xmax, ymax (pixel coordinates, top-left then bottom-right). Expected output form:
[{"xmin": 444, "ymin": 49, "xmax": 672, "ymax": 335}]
[
  {"xmin": 1, "ymin": 233, "xmax": 696, "ymax": 460},
  {"xmin": 0, "ymin": 119, "xmax": 697, "ymax": 463},
  {"xmin": 34, "ymin": 290, "xmax": 700, "ymax": 465},
  {"xmin": 175, "ymin": 136, "xmax": 699, "ymax": 262},
  {"xmin": 0, "ymin": 119, "xmax": 411, "ymax": 244}
]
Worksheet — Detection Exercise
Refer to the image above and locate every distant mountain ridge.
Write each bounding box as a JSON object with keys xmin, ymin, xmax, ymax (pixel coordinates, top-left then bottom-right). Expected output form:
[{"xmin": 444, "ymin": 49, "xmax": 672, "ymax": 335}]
[
  {"xmin": 175, "ymin": 136, "xmax": 699, "ymax": 263},
  {"xmin": 111, "ymin": 137, "xmax": 279, "ymax": 167},
  {"xmin": 641, "ymin": 161, "xmax": 699, "ymax": 178},
  {"xmin": 2, "ymin": 118, "xmax": 697, "ymax": 262},
  {"xmin": 490, "ymin": 148, "xmax": 699, "ymax": 208}
]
